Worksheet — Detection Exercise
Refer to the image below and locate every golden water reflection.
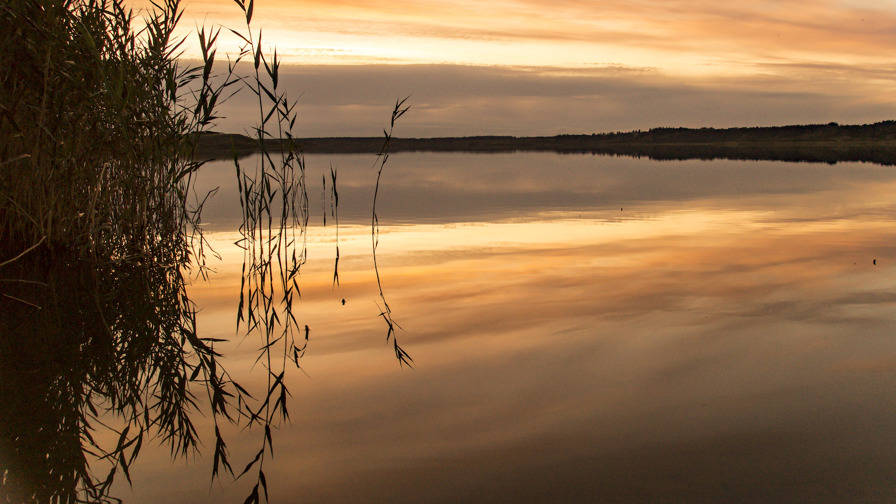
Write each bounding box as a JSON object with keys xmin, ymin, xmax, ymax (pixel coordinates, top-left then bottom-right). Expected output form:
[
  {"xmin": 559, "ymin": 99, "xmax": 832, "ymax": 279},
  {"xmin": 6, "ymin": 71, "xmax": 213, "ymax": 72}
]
[{"xmin": 120, "ymin": 155, "xmax": 896, "ymax": 503}]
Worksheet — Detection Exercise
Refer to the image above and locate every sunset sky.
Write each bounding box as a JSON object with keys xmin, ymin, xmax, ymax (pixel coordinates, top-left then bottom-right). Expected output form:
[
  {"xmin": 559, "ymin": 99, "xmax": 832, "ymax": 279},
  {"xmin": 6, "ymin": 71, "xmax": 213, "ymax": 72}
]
[{"xmin": 131, "ymin": 0, "xmax": 896, "ymax": 135}]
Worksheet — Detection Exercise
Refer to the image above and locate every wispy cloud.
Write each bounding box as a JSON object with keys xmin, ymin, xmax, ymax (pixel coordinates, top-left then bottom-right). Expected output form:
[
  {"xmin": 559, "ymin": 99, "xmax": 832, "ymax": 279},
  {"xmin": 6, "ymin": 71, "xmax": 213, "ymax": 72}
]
[
  {"xmin": 123, "ymin": 0, "xmax": 896, "ymax": 133},
  {"xmin": 211, "ymin": 64, "xmax": 896, "ymax": 136},
  {"xmin": 133, "ymin": 0, "xmax": 896, "ymax": 71}
]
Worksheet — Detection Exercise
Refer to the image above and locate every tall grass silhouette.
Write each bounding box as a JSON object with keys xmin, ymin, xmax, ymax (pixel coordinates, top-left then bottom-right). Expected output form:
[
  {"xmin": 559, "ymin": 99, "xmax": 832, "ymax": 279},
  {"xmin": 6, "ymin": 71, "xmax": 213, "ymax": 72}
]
[
  {"xmin": 372, "ymin": 97, "xmax": 413, "ymax": 367},
  {"xmin": 0, "ymin": 0, "xmax": 232, "ymax": 500},
  {"xmin": 0, "ymin": 0, "xmax": 410, "ymax": 502}
]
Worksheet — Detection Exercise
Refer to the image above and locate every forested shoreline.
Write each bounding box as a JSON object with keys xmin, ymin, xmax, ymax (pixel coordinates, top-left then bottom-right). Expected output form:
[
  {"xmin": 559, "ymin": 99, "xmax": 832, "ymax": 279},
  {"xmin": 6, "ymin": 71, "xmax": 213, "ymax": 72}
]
[{"xmin": 195, "ymin": 120, "xmax": 896, "ymax": 164}]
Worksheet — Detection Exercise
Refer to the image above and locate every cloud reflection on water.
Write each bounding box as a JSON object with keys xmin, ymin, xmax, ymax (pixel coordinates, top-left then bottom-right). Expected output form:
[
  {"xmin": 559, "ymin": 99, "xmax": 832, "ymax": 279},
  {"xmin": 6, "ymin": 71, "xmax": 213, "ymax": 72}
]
[
  {"xmin": 121, "ymin": 153, "xmax": 896, "ymax": 503},
  {"xmin": 196, "ymin": 152, "xmax": 896, "ymax": 227}
]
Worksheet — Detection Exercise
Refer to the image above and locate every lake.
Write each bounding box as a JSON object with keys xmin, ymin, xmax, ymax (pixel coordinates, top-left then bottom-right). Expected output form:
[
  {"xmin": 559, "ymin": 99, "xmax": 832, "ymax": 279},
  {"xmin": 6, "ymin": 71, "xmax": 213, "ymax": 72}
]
[{"xmin": 116, "ymin": 151, "xmax": 896, "ymax": 503}]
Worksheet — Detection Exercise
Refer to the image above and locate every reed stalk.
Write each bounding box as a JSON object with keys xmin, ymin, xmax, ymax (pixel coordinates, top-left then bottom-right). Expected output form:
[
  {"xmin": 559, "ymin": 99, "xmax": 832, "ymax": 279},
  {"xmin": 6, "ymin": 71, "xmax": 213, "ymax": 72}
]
[
  {"xmin": 0, "ymin": 0, "xmax": 411, "ymax": 502},
  {"xmin": 0, "ymin": 0, "xmax": 237, "ymax": 501}
]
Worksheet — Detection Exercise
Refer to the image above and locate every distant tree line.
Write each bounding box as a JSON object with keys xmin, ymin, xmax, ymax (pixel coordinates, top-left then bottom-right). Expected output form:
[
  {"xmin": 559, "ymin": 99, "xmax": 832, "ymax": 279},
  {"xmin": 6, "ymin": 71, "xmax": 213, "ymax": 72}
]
[
  {"xmin": 586, "ymin": 120, "xmax": 896, "ymax": 144},
  {"xmin": 196, "ymin": 121, "xmax": 896, "ymax": 165}
]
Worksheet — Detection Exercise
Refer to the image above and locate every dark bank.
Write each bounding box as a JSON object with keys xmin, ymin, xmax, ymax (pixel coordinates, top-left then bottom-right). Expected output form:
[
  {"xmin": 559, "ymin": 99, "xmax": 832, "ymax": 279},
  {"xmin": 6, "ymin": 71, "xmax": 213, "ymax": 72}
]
[{"xmin": 194, "ymin": 120, "xmax": 896, "ymax": 165}]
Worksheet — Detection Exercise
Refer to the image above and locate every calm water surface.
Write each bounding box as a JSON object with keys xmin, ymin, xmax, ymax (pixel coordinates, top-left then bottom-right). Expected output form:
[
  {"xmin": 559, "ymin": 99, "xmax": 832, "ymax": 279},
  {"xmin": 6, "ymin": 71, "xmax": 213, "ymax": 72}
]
[{"xmin": 119, "ymin": 152, "xmax": 896, "ymax": 503}]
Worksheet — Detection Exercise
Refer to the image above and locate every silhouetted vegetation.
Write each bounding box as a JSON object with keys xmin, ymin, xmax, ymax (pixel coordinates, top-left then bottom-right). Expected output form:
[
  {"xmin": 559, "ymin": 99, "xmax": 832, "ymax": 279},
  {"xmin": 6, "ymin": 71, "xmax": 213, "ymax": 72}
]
[
  {"xmin": 1, "ymin": 0, "xmax": 224, "ymax": 501},
  {"xmin": 0, "ymin": 0, "xmax": 408, "ymax": 502}
]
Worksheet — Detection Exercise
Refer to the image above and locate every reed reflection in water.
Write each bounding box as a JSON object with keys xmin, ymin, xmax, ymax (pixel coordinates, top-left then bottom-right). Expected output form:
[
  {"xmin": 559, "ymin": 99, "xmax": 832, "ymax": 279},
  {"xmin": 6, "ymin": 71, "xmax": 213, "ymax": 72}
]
[{"xmin": 118, "ymin": 153, "xmax": 896, "ymax": 503}]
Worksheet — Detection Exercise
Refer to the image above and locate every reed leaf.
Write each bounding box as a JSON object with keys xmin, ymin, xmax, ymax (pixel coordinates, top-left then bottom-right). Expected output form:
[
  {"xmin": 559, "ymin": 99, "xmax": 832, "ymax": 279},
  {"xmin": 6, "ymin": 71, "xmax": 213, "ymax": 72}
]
[{"xmin": 0, "ymin": 0, "xmax": 413, "ymax": 502}]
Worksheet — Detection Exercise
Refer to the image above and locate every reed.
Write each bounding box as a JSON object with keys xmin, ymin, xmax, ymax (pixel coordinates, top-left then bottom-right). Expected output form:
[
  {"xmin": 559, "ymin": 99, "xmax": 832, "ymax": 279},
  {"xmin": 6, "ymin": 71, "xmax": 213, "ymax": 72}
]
[
  {"xmin": 221, "ymin": 6, "xmax": 412, "ymax": 496},
  {"xmin": 372, "ymin": 98, "xmax": 413, "ymax": 368},
  {"xmin": 0, "ymin": 0, "xmax": 225, "ymax": 501},
  {"xmin": 0, "ymin": 0, "xmax": 410, "ymax": 502}
]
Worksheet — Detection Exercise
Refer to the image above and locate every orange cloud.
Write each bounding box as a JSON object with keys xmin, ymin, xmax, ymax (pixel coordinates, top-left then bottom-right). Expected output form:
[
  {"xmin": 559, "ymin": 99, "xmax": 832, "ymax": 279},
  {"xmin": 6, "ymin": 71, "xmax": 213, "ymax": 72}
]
[{"xmin": 127, "ymin": 0, "xmax": 896, "ymax": 73}]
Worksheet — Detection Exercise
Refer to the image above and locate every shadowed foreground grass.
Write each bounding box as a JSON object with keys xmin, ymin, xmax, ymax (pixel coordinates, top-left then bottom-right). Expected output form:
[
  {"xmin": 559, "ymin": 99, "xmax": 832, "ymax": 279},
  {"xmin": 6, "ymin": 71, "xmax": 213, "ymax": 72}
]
[
  {"xmin": 0, "ymin": 0, "xmax": 239, "ymax": 501},
  {"xmin": 0, "ymin": 0, "xmax": 409, "ymax": 502}
]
